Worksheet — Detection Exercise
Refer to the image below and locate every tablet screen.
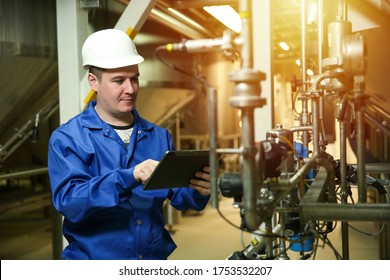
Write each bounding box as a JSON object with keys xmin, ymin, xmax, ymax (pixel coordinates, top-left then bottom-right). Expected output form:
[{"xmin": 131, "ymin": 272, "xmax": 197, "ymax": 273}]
[{"xmin": 143, "ymin": 150, "xmax": 210, "ymax": 190}]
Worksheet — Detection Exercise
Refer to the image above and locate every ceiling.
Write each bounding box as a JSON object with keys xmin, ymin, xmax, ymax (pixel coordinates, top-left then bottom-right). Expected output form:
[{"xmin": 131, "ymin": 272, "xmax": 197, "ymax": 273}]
[{"xmin": 132, "ymin": 0, "xmax": 390, "ymax": 65}]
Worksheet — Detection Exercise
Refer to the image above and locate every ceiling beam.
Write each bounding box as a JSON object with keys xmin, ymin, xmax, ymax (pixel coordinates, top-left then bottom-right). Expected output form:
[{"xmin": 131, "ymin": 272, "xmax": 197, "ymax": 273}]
[{"xmin": 173, "ymin": 0, "xmax": 238, "ymax": 9}]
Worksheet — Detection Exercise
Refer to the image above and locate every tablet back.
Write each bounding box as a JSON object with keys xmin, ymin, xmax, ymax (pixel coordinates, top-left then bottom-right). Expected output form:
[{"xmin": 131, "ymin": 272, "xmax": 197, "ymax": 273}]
[{"xmin": 143, "ymin": 150, "xmax": 209, "ymax": 190}]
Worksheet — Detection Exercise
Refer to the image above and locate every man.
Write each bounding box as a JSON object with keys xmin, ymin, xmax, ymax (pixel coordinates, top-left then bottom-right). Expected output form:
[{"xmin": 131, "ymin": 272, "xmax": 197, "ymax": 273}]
[{"xmin": 48, "ymin": 29, "xmax": 211, "ymax": 260}]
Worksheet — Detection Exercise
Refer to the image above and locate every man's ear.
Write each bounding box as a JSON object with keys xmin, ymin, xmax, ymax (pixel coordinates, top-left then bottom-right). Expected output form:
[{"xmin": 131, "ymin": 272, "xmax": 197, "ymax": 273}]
[{"xmin": 88, "ymin": 73, "xmax": 99, "ymax": 91}]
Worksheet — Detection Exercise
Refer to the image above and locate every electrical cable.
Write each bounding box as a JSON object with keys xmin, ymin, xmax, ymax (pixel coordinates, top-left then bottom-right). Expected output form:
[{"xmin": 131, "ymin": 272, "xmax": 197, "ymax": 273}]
[
  {"xmin": 313, "ymin": 224, "xmax": 343, "ymax": 260},
  {"xmin": 348, "ymin": 222, "xmax": 387, "ymax": 237},
  {"xmin": 346, "ymin": 177, "xmax": 389, "ymax": 237}
]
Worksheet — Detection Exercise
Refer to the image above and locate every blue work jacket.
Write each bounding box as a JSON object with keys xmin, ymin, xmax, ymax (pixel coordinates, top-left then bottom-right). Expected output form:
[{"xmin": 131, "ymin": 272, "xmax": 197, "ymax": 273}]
[{"xmin": 48, "ymin": 101, "xmax": 210, "ymax": 260}]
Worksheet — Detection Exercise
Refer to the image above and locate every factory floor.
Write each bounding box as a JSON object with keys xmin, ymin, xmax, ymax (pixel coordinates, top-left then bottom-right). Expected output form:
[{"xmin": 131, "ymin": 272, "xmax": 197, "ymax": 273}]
[{"xmin": 0, "ymin": 195, "xmax": 384, "ymax": 260}]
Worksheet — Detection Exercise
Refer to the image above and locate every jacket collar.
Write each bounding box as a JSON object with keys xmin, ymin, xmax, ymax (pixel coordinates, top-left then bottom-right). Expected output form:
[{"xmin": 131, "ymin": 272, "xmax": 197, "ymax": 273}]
[{"xmin": 81, "ymin": 100, "xmax": 154, "ymax": 131}]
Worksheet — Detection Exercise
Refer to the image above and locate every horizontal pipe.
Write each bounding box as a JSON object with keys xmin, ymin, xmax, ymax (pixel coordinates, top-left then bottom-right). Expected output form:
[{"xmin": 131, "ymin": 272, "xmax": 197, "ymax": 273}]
[
  {"xmin": 301, "ymin": 202, "xmax": 390, "ymax": 222},
  {"xmin": 0, "ymin": 167, "xmax": 48, "ymax": 180}
]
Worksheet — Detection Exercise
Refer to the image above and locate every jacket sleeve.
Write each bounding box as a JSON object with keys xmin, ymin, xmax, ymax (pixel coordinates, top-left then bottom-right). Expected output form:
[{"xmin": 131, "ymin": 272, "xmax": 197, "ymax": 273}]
[
  {"xmin": 169, "ymin": 187, "xmax": 210, "ymax": 211},
  {"xmin": 48, "ymin": 129, "xmax": 139, "ymax": 223}
]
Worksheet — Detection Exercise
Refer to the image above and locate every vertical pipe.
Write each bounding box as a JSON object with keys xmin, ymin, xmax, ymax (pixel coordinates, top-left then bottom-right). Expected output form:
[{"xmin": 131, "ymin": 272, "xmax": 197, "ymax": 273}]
[
  {"xmin": 227, "ymin": 0, "xmax": 264, "ymax": 230},
  {"xmin": 340, "ymin": 0, "xmax": 348, "ymax": 20},
  {"xmin": 301, "ymin": 0, "xmax": 307, "ymax": 88},
  {"xmin": 311, "ymin": 97, "xmax": 320, "ymax": 157},
  {"xmin": 340, "ymin": 118, "xmax": 350, "ymax": 259},
  {"xmin": 276, "ymin": 213, "xmax": 289, "ymax": 259},
  {"xmin": 317, "ymin": 0, "xmax": 327, "ymax": 147},
  {"xmin": 317, "ymin": 0, "xmax": 323, "ymax": 74},
  {"xmin": 381, "ymin": 134, "xmax": 390, "ymax": 258},
  {"xmin": 241, "ymin": 107, "xmax": 260, "ymax": 230},
  {"xmin": 237, "ymin": 0, "xmax": 260, "ymax": 230},
  {"xmin": 208, "ymin": 86, "xmax": 219, "ymax": 209},
  {"xmin": 239, "ymin": 0, "xmax": 253, "ymax": 70},
  {"xmin": 264, "ymin": 219, "xmax": 273, "ymax": 259},
  {"xmin": 339, "ymin": 0, "xmax": 350, "ymax": 254},
  {"xmin": 300, "ymin": 0, "xmax": 311, "ymax": 149},
  {"xmin": 356, "ymin": 99, "xmax": 367, "ymax": 203}
]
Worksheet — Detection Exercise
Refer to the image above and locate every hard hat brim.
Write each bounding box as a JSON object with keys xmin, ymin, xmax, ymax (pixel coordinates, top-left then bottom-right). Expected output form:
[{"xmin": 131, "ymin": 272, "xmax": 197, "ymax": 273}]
[{"xmin": 83, "ymin": 55, "xmax": 144, "ymax": 69}]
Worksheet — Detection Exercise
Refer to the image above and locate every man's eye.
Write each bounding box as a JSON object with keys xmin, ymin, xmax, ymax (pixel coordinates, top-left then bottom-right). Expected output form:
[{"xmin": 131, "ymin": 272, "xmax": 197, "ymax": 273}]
[
  {"xmin": 131, "ymin": 77, "xmax": 139, "ymax": 83},
  {"xmin": 114, "ymin": 79, "xmax": 124, "ymax": 84}
]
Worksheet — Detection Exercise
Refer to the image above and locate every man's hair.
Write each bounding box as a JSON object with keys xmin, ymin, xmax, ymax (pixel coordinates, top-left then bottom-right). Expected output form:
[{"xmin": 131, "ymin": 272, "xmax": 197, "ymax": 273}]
[{"xmin": 89, "ymin": 66, "xmax": 104, "ymax": 80}]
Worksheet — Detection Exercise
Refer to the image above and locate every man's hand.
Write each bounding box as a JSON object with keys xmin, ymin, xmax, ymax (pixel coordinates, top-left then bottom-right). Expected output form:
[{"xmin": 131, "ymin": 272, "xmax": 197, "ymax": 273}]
[
  {"xmin": 189, "ymin": 166, "xmax": 211, "ymax": 196},
  {"xmin": 133, "ymin": 159, "xmax": 159, "ymax": 184}
]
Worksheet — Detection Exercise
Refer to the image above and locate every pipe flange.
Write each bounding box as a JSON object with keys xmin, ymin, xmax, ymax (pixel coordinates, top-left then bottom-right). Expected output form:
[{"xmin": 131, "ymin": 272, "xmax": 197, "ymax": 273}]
[
  {"xmin": 229, "ymin": 69, "xmax": 266, "ymax": 83},
  {"xmin": 229, "ymin": 96, "xmax": 266, "ymax": 108}
]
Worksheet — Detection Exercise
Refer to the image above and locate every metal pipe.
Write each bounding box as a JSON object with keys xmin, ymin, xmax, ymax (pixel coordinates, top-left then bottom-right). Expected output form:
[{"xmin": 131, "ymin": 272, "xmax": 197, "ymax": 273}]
[
  {"xmin": 339, "ymin": 119, "xmax": 350, "ymax": 259},
  {"xmin": 316, "ymin": 158, "xmax": 337, "ymax": 201},
  {"xmin": 216, "ymin": 148, "xmax": 243, "ymax": 154},
  {"xmin": 0, "ymin": 167, "xmax": 48, "ymax": 180},
  {"xmin": 317, "ymin": 0, "xmax": 326, "ymax": 148},
  {"xmin": 301, "ymin": 203, "xmax": 390, "ymax": 222},
  {"xmin": 264, "ymin": 219, "xmax": 273, "ymax": 259},
  {"xmin": 365, "ymin": 112, "xmax": 390, "ymax": 138},
  {"xmin": 301, "ymin": 0, "xmax": 307, "ymax": 88},
  {"xmin": 317, "ymin": 0, "xmax": 326, "ymax": 149},
  {"xmin": 317, "ymin": 0, "xmax": 323, "ymax": 73},
  {"xmin": 310, "ymin": 70, "xmax": 345, "ymax": 92},
  {"xmin": 356, "ymin": 97, "xmax": 367, "ymax": 203},
  {"xmin": 241, "ymin": 107, "xmax": 261, "ymax": 230},
  {"xmin": 289, "ymin": 155, "xmax": 318, "ymax": 187},
  {"xmin": 351, "ymin": 163, "xmax": 390, "ymax": 173},
  {"xmin": 311, "ymin": 96, "xmax": 320, "ymax": 157},
  {"xmin": 290, "ymin": 125, "xmax": 313, "ymax": 132},
  {"xmin": 340, "ymin": 0, "xmax": 348, "ymax": 20},
  {"xmin": 226, "ymin": 0, "xmax": 262, "ymax": 231},
  {"xmin": 239, "ymin": 0, "xmax": 253, "ymax": 70},
  {"xmin": 300, "ymin": 0, "xmax": 311, "ymax": 149},
  {"xmin": 208, "ymin": 86, "xmax": 219, "ymax": 209},
  {"xmin": 272, "ymin": 155, "xmax": 335, "ymax": 210}
]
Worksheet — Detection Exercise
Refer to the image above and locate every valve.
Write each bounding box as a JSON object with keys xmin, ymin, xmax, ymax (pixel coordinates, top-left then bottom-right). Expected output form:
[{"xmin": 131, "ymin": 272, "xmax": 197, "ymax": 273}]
[{"xmin": 291, "ymin": 74, "xmax": 302, "ymax": 92}]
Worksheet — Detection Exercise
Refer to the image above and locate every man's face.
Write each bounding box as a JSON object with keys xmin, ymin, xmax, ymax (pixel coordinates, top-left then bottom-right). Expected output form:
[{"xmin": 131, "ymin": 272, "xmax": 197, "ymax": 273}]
[{"xmin": 89, "ymin": 64, "xmax": 140, "ymax": 123}]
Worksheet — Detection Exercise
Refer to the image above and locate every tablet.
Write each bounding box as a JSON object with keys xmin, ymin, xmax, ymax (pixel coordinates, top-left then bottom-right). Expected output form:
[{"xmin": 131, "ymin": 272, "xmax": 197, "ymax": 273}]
[{"xmin": 143, "ymin": 150, "xmax": 210, "ymax": 190}]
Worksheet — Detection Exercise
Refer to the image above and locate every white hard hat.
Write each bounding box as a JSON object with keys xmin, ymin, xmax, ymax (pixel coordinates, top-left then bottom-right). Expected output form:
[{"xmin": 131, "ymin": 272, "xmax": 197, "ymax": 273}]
[{"xmin": 82, "ymin": 29, "xmax": 144, "ymax": 69}]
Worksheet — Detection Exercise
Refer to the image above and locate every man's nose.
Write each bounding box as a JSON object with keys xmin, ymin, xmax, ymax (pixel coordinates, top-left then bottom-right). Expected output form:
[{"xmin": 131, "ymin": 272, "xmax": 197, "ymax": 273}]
[{"xmin": 124, "ymin": 79, "xmax": 136, "ymax": 93}]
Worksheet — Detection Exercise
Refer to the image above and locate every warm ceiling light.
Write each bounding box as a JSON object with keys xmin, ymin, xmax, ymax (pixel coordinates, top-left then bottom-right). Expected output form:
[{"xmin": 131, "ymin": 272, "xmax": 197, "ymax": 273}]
[
  {"xmin": 279, "ymin": 42, "xmax": 290, "ymax": 51},
  {"xmin": 203, "ymin": 5, "xmax": 242, "ymax": 33}
]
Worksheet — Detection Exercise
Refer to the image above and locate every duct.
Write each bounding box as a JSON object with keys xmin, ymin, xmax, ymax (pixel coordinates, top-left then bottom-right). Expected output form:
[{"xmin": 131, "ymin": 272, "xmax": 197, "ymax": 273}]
[{"xmin": 136, "ymin": 87, "xmax": 196, "ymax": 127}]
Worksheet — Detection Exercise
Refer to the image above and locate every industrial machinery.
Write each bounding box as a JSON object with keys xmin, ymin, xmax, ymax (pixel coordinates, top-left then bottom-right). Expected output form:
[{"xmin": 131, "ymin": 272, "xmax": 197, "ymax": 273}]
[{"xmin": 157, "ymin": 0, "xmax": 390, "ymax": 260}]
